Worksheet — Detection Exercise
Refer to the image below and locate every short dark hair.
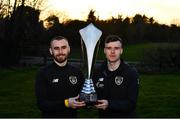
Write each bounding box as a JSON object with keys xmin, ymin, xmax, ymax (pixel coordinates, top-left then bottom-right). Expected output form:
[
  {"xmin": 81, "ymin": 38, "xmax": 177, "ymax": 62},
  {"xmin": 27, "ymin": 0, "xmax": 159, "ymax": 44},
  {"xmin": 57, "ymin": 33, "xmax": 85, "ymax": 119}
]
[
  {"xmin": 104, "ymin": 35, "xmax": 123, "ymax": 47},
  {"xmin": 50, "ymin": 36, "xmax": 69, "ymax": 46}
]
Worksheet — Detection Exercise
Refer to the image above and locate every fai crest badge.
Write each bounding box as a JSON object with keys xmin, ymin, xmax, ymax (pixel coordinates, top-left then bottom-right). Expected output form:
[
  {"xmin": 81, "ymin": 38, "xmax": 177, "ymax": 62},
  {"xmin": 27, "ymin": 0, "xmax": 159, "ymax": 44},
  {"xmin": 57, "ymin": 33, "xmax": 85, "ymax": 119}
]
[
  {"xmin": 69, "ymin": 76, "xmax": 77, "ymax": 85},
  {"xmin": 115, "ymin": 76, "xmax": 123, "ymax": 85}
]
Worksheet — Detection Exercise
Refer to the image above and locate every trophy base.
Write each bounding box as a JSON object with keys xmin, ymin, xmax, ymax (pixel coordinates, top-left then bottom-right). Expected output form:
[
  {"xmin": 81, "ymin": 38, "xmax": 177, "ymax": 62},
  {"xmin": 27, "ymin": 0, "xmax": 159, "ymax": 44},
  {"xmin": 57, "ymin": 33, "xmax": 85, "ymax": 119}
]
[{"xmin": 79, "ymin": 92, "xmax": 97, "ymax": 106}]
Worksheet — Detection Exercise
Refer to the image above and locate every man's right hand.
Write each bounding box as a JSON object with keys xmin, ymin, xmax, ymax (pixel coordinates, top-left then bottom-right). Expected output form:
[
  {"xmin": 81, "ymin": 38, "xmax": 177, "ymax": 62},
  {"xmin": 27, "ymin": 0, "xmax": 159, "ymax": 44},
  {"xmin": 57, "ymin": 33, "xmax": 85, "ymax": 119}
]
[
  {"xmin": 68, "ymin": 95, "xmax": 86, "ymax": 109},
  {"xmin": 94, "ymin": 99, "xmax": 109, "ymax": 110}
]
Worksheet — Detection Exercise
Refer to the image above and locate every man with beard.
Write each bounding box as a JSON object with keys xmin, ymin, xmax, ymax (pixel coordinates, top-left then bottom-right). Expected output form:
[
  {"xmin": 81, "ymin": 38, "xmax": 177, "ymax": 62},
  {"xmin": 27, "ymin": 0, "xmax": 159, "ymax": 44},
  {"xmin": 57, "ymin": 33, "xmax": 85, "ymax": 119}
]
[
  {"xmin": 93, "ymin": 35, "xmax": 139, "ymax": 118},
  {"xmin": 35, "ymin": 36, "xmax": 85, "ymax": 118}
]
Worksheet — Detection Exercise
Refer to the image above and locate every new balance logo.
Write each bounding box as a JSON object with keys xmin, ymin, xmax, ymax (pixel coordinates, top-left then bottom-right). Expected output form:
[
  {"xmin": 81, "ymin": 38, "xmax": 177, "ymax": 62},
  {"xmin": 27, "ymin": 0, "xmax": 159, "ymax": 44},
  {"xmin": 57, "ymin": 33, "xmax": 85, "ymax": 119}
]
[{"xmin": 52, "ymin": 78, "xmax": 59, "ymax": 83}]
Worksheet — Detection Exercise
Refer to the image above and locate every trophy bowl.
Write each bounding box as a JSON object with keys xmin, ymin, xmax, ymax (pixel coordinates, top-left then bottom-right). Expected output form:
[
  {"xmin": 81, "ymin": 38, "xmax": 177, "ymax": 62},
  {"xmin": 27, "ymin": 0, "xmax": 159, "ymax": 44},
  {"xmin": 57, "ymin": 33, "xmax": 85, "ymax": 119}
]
[{"xmin": 79, "ymin": 23, "xmax": 102, "ymax": 106}]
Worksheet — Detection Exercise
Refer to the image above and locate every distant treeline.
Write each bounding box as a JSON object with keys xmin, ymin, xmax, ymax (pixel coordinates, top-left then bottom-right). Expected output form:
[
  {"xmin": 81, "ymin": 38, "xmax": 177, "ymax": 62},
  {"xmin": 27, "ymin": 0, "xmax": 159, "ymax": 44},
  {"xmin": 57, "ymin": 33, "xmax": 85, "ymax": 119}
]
[{"xmin": 0, "ymin": 5, "xmax": 180, "ymax": 67}]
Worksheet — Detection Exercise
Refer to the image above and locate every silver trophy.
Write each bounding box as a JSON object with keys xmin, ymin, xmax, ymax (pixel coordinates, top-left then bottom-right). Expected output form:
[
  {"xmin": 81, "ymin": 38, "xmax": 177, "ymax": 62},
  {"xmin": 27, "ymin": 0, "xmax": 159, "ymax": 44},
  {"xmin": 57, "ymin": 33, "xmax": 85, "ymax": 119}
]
[{"xmin": 79, "ymin": 23, "xmax": 102, "ymax": 105}]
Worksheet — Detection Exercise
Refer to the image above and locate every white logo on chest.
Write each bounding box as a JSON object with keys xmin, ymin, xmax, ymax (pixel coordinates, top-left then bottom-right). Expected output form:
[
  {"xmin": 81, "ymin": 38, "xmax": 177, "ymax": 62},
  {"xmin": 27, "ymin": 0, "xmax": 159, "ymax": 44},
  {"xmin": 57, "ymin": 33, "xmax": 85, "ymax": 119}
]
[
  {"xmin": 96, "ymin": 78, "xmax": 104, "ymax": 88},
  {"xmin": 52, "ymin": 78, "xmax": 59, "ymax": 83},
  {"xmin": 69, "ymin": 76, "xmax": 77, "ymax": 85},
  {"xmin": 115, "ymin": 76, "xmax": 123, "ymax": 85}
]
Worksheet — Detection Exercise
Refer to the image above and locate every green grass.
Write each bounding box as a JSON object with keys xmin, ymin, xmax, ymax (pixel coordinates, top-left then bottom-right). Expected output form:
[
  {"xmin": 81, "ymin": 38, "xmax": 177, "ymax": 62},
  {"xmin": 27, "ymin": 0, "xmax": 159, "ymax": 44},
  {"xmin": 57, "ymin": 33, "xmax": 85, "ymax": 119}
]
[
  {"xmin": 0, "ymin": 66, "xmax": 41, "ymax": 117},
  {"xmin": 137, "ymin": 74, "xmax": 180, "ymax": 117},
  {"xmin": 0, "ymin": 67, "xmax": 180, "ymax": 118}
]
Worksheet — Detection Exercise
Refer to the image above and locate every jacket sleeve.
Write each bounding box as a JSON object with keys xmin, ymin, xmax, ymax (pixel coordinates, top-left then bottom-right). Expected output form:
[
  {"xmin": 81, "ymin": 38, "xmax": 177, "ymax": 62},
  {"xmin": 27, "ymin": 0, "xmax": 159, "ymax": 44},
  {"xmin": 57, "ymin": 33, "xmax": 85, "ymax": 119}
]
[
  {"xmin": 35, "ymin": 69, "xmax": 66, "ymax": 112},
  {"xmin": 108, "ymin": 67, "xmax": 139, "ymax": 112}
]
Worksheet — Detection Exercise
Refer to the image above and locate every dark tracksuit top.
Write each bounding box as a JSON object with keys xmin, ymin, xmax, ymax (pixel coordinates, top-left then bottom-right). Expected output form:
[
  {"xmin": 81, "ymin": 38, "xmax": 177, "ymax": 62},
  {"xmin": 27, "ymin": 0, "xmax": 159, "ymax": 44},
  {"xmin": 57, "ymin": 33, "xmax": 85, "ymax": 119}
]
[
  {"xmin": 35, "ymin": 62, "xmax": 84, "ymax": 118},
  {"xmin": 93, "ymin": 59, "xmax": 139, "ymax": 118}
]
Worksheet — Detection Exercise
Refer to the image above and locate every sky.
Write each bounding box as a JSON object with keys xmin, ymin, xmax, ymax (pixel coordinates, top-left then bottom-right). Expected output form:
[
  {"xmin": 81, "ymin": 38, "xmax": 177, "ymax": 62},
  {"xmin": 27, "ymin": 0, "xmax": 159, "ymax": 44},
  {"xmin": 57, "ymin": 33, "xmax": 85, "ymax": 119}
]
[{"xmin": 39, "ymin": 0, "xmax": 180, "ymax": 25}]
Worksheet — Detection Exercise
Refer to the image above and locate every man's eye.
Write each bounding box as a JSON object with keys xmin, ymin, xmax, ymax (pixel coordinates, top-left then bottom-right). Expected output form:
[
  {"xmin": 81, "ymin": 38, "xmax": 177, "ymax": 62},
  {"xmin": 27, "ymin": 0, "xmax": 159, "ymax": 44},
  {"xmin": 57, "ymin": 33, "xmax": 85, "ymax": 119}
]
[
  {"xmin": 54, "ymin": 47, "xmax": 59, "ymax": 50},
  {"xmin": 106, "ymin": 47, "xmax": 111, "ymax": 50},
  {"xmin": 62, "ymin": 46, "xmax": 67, "ymax": 49},
  {"xmin": 114, "ymin": 47, "xmax": 120, "ymax": 50}
]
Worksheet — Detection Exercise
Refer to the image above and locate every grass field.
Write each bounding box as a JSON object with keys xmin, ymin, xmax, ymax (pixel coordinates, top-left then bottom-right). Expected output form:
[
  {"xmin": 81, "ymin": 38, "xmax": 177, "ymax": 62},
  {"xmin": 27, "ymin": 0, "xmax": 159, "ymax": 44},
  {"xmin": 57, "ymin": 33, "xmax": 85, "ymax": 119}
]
[{"xmin": 0, "ymin": 66, "xmax": 180, "ymax": 118}]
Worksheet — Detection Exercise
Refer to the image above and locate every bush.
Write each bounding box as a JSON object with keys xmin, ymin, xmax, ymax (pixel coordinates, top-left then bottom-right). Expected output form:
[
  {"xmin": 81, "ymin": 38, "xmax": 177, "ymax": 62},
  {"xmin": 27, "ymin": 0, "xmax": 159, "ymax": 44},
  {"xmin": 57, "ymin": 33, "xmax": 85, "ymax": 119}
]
[{"xmin": 138, "ymin": 45, "xmax": 180, "ymax": 73}]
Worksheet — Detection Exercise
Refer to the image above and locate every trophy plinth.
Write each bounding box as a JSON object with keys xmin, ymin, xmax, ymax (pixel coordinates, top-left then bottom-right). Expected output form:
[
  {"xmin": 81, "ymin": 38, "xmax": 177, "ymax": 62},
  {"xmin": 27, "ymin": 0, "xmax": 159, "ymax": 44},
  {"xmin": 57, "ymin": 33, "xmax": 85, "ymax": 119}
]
[
  {"xmin": 79, "ymin": 79, "xmax": 97, "ymax": 105},
  {"xmin": 79, "ymin": 23, "xmax": 102, "ymax": 106}
]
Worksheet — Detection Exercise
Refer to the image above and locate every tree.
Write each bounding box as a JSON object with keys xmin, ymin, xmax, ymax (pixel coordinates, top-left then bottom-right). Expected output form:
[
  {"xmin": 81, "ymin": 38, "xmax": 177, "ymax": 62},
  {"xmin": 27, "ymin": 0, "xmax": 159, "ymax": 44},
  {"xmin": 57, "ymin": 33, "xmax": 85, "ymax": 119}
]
[
  {"xmin": 131, "ymin": 14, "xmax": 148, "ymax": 42},
  {"xmin": 87, "ymin": 9, "xmax": 97, "ymax": 23}
]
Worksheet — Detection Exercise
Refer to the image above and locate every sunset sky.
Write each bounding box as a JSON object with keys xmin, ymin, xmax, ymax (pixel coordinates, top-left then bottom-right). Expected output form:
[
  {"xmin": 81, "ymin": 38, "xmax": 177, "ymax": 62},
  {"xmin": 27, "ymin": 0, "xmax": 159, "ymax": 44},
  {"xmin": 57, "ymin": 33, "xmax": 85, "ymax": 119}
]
[{"xmin": 40, "ymin": 0, "xmax": 180, "ymax": 25}]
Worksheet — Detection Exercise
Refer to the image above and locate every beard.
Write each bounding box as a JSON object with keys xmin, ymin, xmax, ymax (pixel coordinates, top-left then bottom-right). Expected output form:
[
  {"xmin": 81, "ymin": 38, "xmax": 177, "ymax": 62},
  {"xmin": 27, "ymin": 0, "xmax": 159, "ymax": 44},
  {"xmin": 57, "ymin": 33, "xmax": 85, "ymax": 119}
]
[
  {"xmin": 53, "ymin": 54, "xmax": 68, "ymax": 64},
  {"xmin": 107, "ymin": 57, "xmax": 119, "ymax": 63}
]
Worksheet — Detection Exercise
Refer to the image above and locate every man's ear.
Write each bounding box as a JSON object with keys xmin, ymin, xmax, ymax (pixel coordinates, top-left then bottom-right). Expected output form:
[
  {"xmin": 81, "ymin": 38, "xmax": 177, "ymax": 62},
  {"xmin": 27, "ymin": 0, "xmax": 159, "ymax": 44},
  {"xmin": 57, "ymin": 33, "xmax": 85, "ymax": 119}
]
[
  {"xmin": 104, "ymin": 48, "xmax": 106, "ymax": 54},
  {"xmin": 49, "ymin": 48, "xmax": 52, "ymax": 55},
  {"xmin": 69, "ymin": 46, "xmax": 71, "ymax": 53},
  {"xmin": 120, "ymin": 48, "xmax": 123, "ymax": 55}
]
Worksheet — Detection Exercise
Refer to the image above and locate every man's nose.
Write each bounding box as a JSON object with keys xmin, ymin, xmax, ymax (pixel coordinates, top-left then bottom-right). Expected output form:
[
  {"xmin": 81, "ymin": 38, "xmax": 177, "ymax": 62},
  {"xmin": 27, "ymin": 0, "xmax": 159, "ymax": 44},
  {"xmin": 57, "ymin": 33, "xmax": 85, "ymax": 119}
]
[
  {"xmin": 58, "ymin": 48, "xmax": 63, "ymax": 54},
  {"xmin": 111, "ymin": 48, "xmax": 115, "ymax": 53}
]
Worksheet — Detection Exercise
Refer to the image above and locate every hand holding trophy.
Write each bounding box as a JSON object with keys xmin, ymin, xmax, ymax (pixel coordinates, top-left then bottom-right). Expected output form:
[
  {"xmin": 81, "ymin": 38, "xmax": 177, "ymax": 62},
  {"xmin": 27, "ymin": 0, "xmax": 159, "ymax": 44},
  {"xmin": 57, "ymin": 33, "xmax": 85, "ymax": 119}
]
[{"xmin": 79, "ymin": 23, "xmax": 102, "ymax": 106}]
